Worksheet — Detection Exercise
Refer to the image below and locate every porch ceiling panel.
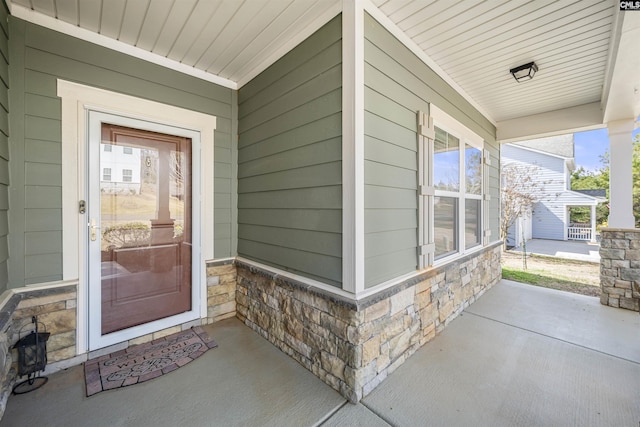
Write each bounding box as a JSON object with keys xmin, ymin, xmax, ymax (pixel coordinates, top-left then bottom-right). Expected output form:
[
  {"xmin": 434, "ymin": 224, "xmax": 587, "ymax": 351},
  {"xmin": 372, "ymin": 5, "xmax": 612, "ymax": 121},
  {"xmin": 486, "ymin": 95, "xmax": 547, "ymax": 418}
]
[
  {"xmin": 10, "ymin": 0, "xmax": 637, "ymax": 134},
  {"xmin": 373, "ymin": 0, "xmax": 615, "ymax": 123},
  {"xmin": 10, "ymin": 0, "xmax": 342, "ymax": 85}
]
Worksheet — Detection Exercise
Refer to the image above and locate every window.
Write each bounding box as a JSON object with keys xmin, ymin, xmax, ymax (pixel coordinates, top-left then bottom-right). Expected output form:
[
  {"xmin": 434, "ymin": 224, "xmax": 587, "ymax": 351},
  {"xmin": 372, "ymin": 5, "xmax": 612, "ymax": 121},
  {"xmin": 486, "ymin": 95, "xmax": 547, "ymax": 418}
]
[
  {"xmin": 123, "ymin": 147, "xmax": 133, "ymax": 154},
  {"xmin": 122, "ymin": 169, "xmax": 133, "ymax": 182},
  {"xmin": 103, "ymin": 168, "xmax": 111, "ymax": 181},
  {"xmin": 465, "ymin": 144, "xmax": 482, "ymax": 248},
  {"xmin": 422, "ymin": 106, "xmax": 484, "ymax": 263},
  {"xmin": 434, "ymin": 128, "xmax": 460, "ymax": 257},
  {"xmin": 434, "ymin": 196, "xmax": 457, "ymax": 257},
  {"xmin": 103, "ymin": 144, "xmax": 112, "ymax": 152}
]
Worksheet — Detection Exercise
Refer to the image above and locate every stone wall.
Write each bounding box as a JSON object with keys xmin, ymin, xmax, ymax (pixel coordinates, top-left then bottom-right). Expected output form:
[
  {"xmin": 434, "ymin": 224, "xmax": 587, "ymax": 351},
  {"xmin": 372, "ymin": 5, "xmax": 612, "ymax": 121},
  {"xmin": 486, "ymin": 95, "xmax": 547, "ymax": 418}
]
[
  {"xmin": 12, "ymin": 286, "xmax": 78, "ymax": 364},
  {"xmin": 206, "ymin": 260, "xmax": 237, "ymax": 323},
  {"xmin": 0, "ymin": 294, "xmax": 19, "ymax": 418},
  {"xmin": 600, "ymin": 228, "xmax": 640, "ymax": 311},
  {"xmin": 236, "ymin": 243, "xmax": 502, "ymax": 402}
]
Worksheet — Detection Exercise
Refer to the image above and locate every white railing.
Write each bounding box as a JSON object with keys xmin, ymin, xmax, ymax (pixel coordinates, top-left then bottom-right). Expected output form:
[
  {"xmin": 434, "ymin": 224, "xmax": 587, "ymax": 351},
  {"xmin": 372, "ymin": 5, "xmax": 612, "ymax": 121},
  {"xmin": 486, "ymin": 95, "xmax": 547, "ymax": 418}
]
[{"xmin": 568, "ymin": 224, "xmax": 592, "ymax": 241}]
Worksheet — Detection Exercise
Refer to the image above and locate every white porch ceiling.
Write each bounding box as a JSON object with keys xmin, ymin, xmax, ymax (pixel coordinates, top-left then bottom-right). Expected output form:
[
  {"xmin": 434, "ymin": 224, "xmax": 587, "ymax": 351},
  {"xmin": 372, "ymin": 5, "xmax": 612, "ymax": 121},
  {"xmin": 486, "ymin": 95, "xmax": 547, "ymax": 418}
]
[{"xmin": 8, "ymin": 0, "xmax": 640, "ymax": 138}]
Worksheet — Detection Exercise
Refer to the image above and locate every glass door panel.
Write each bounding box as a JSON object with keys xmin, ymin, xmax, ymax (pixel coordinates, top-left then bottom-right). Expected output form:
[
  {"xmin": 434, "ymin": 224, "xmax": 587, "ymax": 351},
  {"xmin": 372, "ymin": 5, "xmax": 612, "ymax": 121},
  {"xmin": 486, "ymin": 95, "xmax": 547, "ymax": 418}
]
[{"xmin": 98, "ymin": 124, "xmax": 192, "ymax": 335}]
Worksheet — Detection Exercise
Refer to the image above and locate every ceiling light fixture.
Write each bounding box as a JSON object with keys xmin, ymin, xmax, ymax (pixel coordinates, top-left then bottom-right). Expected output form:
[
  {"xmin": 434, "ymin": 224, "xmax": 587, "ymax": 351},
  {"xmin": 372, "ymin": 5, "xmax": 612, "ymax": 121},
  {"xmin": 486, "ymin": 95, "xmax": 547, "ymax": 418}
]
[{"xmin": 509, "ymin": 62, "xmax": 538, "ymax": 83}]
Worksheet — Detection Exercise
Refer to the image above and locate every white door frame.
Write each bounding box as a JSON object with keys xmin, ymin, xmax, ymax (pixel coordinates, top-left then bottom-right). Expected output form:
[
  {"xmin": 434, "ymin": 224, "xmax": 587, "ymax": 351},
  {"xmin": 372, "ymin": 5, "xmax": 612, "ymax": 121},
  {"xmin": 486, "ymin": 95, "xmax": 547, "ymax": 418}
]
[
  {"xmin": 58, "ymin": 80, "xmax": 217, "ymax": 353},
  {"xmin": 87, "ymin": 111, "xmax": 202, "ymax": 349}
]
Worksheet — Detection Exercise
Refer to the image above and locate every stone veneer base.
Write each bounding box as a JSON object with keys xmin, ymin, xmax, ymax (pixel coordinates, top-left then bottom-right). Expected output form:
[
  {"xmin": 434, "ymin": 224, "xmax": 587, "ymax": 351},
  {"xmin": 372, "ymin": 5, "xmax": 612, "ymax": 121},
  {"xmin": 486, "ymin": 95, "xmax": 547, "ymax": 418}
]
[
  {"xmin": 600, "ymin": 228, "xmax": 640, "ymax": 311},
  {"xmin": 236, "ymin": 243, "xmax": 502, "ymax": 402},
  {"xmin": 0, "ymin": 245, "xmax": 501, "ymax": 416}
]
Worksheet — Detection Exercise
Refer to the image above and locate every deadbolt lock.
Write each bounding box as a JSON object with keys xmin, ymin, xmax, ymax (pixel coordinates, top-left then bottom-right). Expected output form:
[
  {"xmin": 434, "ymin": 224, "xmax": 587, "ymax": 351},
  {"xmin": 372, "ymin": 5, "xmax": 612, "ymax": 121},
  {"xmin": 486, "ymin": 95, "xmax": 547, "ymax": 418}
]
[{"xmin": 79, "ymin": 200, "xmax": 86, "ymax": 214}]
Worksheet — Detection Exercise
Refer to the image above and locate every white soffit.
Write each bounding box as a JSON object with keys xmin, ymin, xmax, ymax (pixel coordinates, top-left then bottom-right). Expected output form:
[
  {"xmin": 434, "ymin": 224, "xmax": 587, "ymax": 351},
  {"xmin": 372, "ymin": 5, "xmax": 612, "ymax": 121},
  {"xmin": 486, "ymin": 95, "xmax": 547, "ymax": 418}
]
[
  {"xmin": 9, "ymin": 0, "xmax": 342, "ymax": 90},
  {"xmin": 372, "ymin": 0, "xmax": 615, "ymax": 124},
  {"xmin": 9, "ymin": 0, "xmax": 628, "ymax": 132}
]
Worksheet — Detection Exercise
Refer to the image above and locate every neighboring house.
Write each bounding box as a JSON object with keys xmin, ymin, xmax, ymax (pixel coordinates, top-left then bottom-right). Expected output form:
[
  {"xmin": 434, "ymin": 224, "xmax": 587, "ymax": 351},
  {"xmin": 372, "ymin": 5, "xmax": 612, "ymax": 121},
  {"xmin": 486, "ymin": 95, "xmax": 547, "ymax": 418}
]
[
  {"xmin": 99, "ymin": 144, "xmax": 142, "ymax": 195},
  {"xmin": 502, "ymin": 135, "xmax": 606, "ymax": 247}
]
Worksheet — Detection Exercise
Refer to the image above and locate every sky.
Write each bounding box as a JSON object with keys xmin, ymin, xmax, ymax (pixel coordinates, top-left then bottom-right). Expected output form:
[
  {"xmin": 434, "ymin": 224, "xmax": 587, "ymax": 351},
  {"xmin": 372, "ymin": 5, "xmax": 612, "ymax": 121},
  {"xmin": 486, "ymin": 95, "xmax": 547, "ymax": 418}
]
[{"xmin": 573, "ymin": 127, "xmax": 640, "ymax": 172}]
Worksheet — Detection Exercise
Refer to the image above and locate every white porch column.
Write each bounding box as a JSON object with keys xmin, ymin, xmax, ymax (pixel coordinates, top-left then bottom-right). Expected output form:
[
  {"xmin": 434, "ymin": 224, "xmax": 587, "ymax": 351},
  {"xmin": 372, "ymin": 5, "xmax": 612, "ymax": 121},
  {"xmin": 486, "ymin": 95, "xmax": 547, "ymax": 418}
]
[
  {"xmin": 607, "ymin": 119, "xmax": 636, "ymax": 228},
  {"xmin": 590, "ymin": 205, "xmax": 597, "ymax": 243}
]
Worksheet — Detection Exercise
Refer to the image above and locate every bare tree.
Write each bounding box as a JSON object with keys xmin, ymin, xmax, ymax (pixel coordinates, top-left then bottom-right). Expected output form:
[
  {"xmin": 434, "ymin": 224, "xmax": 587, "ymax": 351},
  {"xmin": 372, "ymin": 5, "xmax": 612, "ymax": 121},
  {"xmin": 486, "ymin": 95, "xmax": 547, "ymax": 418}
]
[{"xmin": 500, "ymin": 163, "xmax": 544, "ymax": 250}]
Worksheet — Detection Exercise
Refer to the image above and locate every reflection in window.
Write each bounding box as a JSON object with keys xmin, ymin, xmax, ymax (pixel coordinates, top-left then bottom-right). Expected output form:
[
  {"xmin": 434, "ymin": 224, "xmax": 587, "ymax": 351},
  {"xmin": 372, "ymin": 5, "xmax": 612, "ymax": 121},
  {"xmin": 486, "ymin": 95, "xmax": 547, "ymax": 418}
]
[
  {"xmin": 429, "ymin": 117, "xmax": 484, "ymax": 262},
  {"xmin": 465, "ymin": 198, "xmax": 481, "ymax": 249},
  {"xmin": 435, "ymin": 196, "xmax": 458, "ymax": 259},
  {"xmin": 102, "ymin": 167, "xmax": 111, "ymax": 181},
  {"xmin": 465, "ymin": 144, "xmax": 482, "ymax": 195},
  {"xmin": 434, "ymin": 127, "xmax": 459, "ymax": 191},
  {"xmin": 122, "ymin": 169, "xmax": 133, "ymax": 182},
  {"xmin": 103, "ymin": 144, "xmax": 112, "ymax": 152},
  {"xmin": 123, "ymin": 147, "xmax": 133, "ymax": 154}
]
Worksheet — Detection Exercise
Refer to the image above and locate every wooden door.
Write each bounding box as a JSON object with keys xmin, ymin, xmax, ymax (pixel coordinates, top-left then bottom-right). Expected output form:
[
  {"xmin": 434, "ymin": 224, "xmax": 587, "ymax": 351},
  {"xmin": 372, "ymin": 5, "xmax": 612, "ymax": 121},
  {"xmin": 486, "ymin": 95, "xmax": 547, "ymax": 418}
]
[{"xmin": 96, "ymin": 124, "xmax": 192, "ymax": 335}]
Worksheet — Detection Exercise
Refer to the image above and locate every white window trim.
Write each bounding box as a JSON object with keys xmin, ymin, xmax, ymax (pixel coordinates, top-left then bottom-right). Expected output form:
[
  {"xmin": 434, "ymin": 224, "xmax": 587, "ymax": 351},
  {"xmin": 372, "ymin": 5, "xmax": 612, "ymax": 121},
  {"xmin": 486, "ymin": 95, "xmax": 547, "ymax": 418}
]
[
  {"xmin": 58, "ymin": 80, "xmax": 216, "ymax": 354},
  {"xmin": 429, "ymin": 105, "xmax": 484, "ymax": 266}
]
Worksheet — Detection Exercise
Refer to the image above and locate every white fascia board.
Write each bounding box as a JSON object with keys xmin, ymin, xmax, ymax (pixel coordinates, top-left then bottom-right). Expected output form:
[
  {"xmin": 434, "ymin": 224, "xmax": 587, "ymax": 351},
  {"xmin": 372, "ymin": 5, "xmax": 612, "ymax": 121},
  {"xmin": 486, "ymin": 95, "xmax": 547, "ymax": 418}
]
[
  {"xmin": 362, "ymin": 0, "xmax": 495, "ymax": 126},
  {"xmin": 11, "ymin": 4, "xmax": 237, "ymax": 90},
  {"xmin": 497, "ymin": 102, "xmax": 604, "ymax": 143},
  {"xmin": 601, "ymin": 7, "xmax": 624, "ymax": 118}
]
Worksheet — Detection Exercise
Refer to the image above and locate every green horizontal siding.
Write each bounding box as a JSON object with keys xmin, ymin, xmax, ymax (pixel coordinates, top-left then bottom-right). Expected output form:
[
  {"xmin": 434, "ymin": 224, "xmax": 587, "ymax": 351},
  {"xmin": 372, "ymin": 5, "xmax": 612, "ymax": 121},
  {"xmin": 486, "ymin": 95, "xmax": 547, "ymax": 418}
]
[
  {"xmin": 364, "ymin": 14, "xmax": 494, "ymax": 142},
  {"xmin": 238, "ymin": 209, "xmax": 341, "ymax": 234},
  {"xmin": 238, "ymin": 15, "xmax": 342, "ymax": 287},
  {"xmin": 8, "ymin": 16, "xmax": 237, "ymax": 287},
  {"xmin": 240, "ymin": 89, "xmax": 341, "ymax": 146},
  {"xmin": 239, "ymin": 113, "xmax": 341, "ymax": 163},
  {"xmin": 363, "ymin": 12, "xmax": 497, "ymax": 288},
  {"xmin": 0, "ymin": 1, "xmax": 8, "ymax": 291}
]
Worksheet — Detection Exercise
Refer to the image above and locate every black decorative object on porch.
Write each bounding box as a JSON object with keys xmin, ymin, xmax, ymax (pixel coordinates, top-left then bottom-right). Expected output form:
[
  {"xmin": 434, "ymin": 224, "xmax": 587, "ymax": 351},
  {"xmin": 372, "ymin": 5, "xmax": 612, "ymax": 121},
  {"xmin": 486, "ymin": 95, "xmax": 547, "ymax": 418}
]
[{"xmin": 12, "ymin": 316, "xmax": 50, "ymax": 394}]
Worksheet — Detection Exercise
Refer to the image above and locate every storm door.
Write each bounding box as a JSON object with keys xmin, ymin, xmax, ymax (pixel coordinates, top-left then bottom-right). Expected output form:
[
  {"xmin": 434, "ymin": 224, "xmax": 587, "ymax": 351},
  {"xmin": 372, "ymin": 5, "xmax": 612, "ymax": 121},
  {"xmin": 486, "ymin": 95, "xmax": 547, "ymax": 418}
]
[{"xmin": 88, "ymin": 112, "xmax": 196, "ymax": 347}]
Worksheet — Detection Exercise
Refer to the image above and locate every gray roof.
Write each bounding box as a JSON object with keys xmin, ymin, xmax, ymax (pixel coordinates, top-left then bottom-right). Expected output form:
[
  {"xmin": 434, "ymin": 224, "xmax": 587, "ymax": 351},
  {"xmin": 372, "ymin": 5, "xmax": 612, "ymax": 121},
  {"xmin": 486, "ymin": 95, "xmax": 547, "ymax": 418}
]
[
  {"xmin": 574, "ymin": 189, "xmax": 607, "ymax": 198},
  {"xmin": 512, "ymin": 134, "xmax": 574, "ymax": 158}
]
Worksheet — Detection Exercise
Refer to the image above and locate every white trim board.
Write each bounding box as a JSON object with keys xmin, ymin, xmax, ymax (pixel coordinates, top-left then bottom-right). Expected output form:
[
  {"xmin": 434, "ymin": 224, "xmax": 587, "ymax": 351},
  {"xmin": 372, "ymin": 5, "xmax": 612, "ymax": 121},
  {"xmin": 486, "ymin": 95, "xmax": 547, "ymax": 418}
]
[
  {"xmin": 341, "ymin": 0, "xmax": 365, "ymax": 294},
  {"xmin": 11, "ymin": 3, "xmax": 236, "ymax": 90},
  {"xmin": 57, "ymin": 80, "xmax": 217, "ymax": 353}
]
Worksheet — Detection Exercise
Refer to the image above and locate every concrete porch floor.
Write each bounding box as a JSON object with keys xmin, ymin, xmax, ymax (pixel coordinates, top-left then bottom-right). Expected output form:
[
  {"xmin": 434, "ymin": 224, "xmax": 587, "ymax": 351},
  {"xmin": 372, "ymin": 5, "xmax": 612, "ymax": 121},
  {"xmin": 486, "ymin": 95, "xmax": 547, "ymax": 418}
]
[{"xmin": 1, "ymin": 280, "xmax": 638, "ymax": 427}]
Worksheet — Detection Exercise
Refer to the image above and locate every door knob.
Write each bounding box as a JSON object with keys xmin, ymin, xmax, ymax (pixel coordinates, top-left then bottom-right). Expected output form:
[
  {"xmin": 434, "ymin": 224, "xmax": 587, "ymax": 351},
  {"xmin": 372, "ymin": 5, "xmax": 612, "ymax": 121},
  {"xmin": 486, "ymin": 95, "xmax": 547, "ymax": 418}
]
[{"xmin": 89, "ymin": 219, "xmax": 100, "ymax": 241}]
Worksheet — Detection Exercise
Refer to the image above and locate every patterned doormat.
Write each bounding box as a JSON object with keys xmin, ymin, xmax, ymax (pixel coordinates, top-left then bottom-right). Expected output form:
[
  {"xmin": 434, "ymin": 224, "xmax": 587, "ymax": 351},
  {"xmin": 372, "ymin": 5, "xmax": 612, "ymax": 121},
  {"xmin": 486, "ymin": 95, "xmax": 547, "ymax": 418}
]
[{"xmin": 84, "ymin": 326, "xmax": 217, "ymax": 396}]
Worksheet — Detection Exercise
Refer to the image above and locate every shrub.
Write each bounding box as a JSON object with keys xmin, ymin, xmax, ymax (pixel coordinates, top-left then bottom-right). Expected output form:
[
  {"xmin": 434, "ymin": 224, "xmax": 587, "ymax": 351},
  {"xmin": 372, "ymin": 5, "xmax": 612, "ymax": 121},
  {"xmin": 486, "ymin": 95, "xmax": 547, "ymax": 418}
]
[{"xmin": 103, "ymin": 222, "xmax": 150, "ymax": 248}]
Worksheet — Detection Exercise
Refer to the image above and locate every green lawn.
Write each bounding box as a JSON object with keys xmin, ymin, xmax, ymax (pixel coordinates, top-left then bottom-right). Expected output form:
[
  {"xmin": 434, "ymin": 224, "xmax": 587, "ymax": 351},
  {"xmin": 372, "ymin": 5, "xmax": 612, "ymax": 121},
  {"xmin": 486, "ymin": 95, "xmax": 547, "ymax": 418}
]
[{"xmin": 502, "ymin": 267, "xmax": 600, "ymax": 297}]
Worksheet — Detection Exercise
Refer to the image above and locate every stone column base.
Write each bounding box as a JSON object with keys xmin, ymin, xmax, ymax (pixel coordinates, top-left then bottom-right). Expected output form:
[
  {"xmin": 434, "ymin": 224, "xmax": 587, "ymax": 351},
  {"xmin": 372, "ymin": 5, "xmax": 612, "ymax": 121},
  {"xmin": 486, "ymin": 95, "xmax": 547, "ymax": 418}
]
[{"xmin": 600, "ymin": 228, "xmax": 640, "ymax": 312}]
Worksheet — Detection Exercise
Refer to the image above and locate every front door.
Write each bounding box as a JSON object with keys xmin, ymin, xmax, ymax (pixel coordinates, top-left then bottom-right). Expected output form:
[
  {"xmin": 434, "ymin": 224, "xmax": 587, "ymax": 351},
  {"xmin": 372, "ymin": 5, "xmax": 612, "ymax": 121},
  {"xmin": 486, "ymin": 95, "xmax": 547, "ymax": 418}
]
[{"xmin": 88, "ymin": 112, "xmax": 195, "ymax": 348}]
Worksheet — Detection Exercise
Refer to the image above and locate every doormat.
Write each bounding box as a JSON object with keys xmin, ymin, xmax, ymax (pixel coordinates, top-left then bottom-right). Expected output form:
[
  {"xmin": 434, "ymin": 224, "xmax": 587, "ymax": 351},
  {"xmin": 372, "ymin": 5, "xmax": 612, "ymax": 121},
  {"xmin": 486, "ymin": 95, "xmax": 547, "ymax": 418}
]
[{"xmin": 84, "ymin": 326, "xmax": 217, "ymax": 396}]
